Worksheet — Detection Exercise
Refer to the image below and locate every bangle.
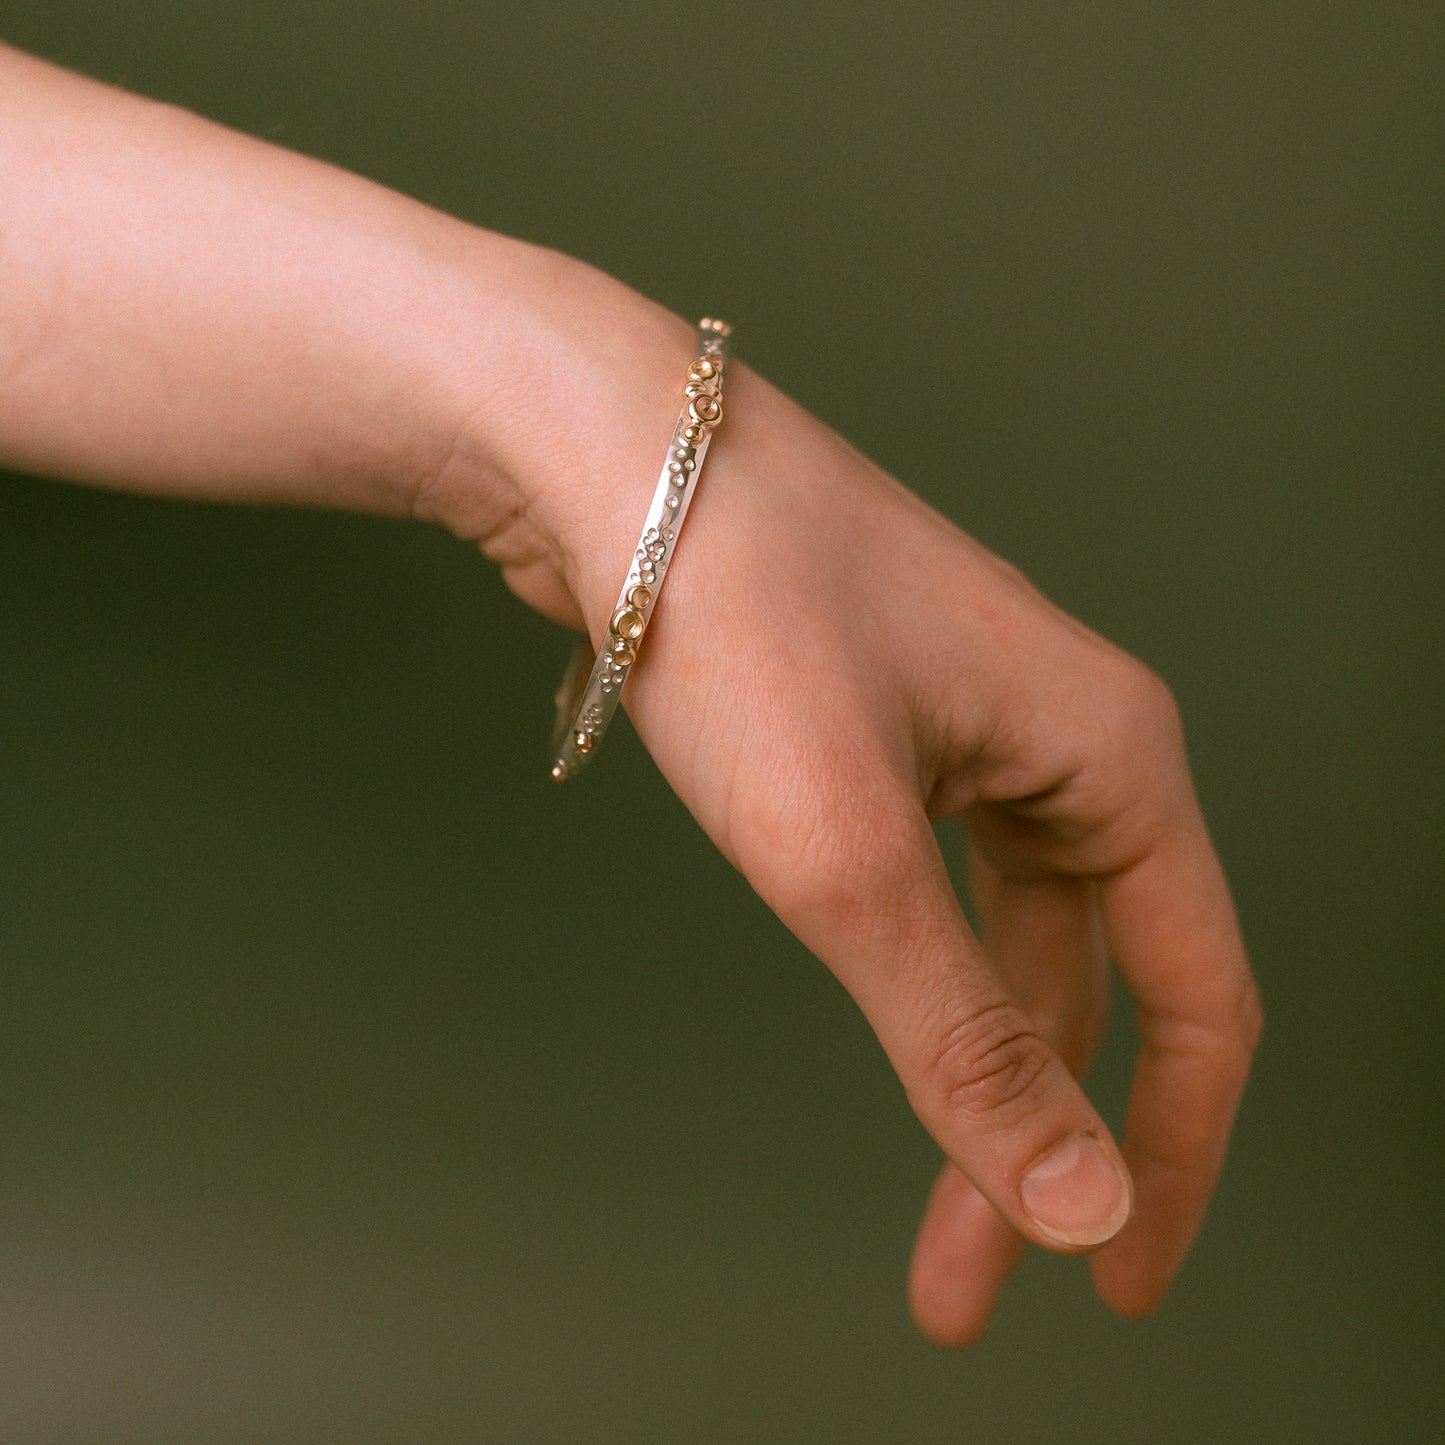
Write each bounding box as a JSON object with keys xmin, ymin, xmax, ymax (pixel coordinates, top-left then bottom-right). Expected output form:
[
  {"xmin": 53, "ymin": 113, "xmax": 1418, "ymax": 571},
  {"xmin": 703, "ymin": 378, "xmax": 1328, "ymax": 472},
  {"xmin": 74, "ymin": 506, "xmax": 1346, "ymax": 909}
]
[{"xmin": 549, "ymin": 318, "xmax": 732, "ymax": 782}]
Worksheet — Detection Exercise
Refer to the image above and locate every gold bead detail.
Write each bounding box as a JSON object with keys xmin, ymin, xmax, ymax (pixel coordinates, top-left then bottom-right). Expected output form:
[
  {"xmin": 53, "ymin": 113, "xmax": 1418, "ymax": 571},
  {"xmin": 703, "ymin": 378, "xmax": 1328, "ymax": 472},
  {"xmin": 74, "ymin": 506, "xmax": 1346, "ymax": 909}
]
[
  {"xmin": 690, "ymin": 393, "xmax": 722, "ymax": 425},
  {"xmin": 573, "ymin": 730, "xmax": 594, "ymax": 753},
  {"xmin": 687, "ymin": 356, "xmax": 720, "ymax": 384},
  {"xmin": 611, "ymin": 606, "xmax": 646, "ymax": 641},
  {"xmin": 627, "ymin": 583, "xmax": 653, "ymax": 610}
]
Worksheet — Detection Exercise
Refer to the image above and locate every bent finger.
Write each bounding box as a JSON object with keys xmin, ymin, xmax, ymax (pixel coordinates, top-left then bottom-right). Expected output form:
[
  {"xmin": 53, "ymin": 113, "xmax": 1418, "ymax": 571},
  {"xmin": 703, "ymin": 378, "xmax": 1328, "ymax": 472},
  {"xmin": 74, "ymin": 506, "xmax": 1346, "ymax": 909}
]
[
  {"xmin": 966, "ymin": 857, "xmax": 1109, "ymax": 1061},
  {"xmin": 909, "ymin": 1163, "xmax": 1023, "ymax": 1347},
  {"xmin": 1091, "ymin": 812, "xmax": 1262, "ymax": 1315}
]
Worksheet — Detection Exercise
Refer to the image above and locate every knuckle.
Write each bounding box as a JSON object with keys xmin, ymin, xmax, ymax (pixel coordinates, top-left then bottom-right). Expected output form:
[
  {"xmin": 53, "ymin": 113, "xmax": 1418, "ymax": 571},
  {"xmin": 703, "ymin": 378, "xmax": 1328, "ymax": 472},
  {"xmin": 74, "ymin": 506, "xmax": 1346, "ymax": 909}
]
[
  {"xmin": 1157, "ymin": 974, "xmax": 1264, "ymax": 1079},
  {"xmin": 918, "ymin": 1000, "xmax": 1057, "ymax": 1129},
  {"xmin": 1234, "ymin": 975, "xmax": 1266, "ymax": 1057},
  {"xmin": 1114, "ymin": 659, "xmax": 1184, "ymax": 743}
]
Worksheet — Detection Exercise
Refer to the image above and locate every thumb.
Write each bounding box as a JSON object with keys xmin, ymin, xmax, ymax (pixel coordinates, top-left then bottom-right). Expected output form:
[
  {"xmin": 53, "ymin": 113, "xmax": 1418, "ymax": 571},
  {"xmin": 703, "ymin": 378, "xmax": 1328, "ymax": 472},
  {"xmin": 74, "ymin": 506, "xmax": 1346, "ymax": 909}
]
[{"xmin": 754, "ymin": 803, "xmax": 1132, "ymax": 1251}]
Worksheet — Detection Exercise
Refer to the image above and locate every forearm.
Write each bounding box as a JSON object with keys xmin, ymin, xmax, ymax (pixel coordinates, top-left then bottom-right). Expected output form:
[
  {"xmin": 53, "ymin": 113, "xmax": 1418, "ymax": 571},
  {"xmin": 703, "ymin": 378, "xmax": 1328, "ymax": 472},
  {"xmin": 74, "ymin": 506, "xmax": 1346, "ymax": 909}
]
[{"xmin": 0, "ymin": 42, "xmax": 685, "ymax": 558}]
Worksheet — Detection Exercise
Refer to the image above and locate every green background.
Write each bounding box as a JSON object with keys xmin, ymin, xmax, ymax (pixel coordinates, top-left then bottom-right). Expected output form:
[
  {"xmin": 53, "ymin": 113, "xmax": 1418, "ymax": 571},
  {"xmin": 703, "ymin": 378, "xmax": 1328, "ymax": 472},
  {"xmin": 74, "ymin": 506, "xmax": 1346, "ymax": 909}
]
[{"xmin": 1, "ymin": 2, "xmax": 1440, "ymax": 1440}]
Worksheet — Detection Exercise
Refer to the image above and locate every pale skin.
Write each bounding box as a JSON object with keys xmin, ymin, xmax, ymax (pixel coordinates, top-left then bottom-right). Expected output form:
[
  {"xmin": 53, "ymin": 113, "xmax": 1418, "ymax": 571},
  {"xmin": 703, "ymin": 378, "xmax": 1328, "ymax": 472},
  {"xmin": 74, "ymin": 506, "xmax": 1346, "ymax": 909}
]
[{"xmin": 0, "ymin": 44, "xmax": 1261, "ymax": 1345}]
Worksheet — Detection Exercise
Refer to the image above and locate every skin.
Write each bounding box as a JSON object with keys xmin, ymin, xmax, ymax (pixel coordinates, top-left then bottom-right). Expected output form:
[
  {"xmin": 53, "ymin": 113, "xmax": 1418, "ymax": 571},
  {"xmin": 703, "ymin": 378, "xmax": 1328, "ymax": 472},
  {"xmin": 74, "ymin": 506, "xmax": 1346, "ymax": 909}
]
[{"xmin": 0, "ymin": 43, "xmax": 1261, "ymax": 1345}]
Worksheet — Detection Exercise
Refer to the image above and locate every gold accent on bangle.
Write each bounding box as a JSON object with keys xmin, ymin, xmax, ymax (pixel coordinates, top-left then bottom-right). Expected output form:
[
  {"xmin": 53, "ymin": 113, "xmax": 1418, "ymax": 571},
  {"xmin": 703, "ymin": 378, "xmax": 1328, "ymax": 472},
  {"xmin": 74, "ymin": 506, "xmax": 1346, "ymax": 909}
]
[
  {"xmin": 689, "ymin": 393, "xmax": 722, "ymax": 426},
  {"xmin": 548, "ymin": 320, "xmax": 732, "ymax": 780},
  {"xmin": 611, "ymin": 606, "xmax": 646, "ymax": 642}
]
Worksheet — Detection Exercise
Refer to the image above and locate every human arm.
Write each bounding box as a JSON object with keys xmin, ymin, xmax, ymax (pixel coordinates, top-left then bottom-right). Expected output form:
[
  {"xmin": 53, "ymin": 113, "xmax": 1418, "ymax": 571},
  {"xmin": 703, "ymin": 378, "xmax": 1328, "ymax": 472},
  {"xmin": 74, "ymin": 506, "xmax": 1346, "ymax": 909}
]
[{"xmin": 0, "ymin": 43, "xmax": 1261, "ymax": 1343}]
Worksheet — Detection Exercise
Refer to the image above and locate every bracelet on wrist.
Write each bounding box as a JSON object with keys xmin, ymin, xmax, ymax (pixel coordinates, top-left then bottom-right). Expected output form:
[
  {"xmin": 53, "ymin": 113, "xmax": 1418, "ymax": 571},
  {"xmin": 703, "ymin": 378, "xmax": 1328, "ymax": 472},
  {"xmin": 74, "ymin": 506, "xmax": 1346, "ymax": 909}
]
[{"xmin": 549, "ymin": 318, "xmax": 732, "ymax": 782}]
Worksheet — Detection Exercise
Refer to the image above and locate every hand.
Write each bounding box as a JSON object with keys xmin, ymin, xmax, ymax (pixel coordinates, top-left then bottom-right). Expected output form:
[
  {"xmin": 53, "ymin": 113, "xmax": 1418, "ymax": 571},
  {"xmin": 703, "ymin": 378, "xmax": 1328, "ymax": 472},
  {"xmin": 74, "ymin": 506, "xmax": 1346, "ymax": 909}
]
[
  {"xmin": 441, "ymin": 309, "xmax": 1263, "ymax": 1345},
  {"xmin": 0, "ymin": 43, "xmax": 1259, "ymax": 1344}
]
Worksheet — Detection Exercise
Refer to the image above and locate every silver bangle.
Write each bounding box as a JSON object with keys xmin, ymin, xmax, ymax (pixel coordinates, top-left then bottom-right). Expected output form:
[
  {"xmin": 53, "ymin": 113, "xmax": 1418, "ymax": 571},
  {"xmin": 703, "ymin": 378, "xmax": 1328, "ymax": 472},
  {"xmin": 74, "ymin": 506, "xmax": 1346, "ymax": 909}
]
[{"xmin": 549, "ymin": 318, "xmax": 732, "ymax": 782}]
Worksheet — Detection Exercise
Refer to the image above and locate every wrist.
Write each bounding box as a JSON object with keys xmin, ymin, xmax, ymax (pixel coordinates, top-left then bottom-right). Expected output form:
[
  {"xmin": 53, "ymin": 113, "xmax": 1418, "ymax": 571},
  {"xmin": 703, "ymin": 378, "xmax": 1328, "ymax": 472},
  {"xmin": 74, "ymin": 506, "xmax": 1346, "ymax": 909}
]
[{"xmin": 411, "ymin": 244, "xmax": 696, "ymax": 631}]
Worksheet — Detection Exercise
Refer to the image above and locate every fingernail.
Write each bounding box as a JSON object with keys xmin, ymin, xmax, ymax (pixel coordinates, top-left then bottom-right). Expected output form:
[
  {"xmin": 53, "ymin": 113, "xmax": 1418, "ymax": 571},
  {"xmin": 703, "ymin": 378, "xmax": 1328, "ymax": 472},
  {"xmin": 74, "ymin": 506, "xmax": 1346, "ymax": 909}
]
[{"xmin": 1020, "ymin": 1133, "xmax": 1132, "ymax": 1247}]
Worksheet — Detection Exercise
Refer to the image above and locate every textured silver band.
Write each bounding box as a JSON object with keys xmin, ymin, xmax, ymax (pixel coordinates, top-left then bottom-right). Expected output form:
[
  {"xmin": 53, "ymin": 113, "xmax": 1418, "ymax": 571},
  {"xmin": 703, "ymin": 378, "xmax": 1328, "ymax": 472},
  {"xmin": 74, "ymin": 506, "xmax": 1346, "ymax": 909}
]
[{"xmin": 549, "ymin": 318, "xmax": 732, "ymax": 781}]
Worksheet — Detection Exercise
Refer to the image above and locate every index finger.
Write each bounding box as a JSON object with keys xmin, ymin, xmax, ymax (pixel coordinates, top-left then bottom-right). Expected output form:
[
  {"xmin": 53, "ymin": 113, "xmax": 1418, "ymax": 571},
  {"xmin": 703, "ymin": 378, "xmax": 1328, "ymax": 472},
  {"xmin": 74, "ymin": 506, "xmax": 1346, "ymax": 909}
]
[{"xmin": 1091, "ymin": 806, "xmax": 1263, "ymax": 1315}]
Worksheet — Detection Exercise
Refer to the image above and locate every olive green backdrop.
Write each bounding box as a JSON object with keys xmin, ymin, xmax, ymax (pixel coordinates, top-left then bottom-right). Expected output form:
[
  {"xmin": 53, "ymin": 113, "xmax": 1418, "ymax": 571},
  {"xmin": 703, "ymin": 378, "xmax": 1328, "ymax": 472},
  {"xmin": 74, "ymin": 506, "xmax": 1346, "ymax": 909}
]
[{"xmin": 1, "ymin": 3, "xmax": 1440, "ymax": 1441}]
